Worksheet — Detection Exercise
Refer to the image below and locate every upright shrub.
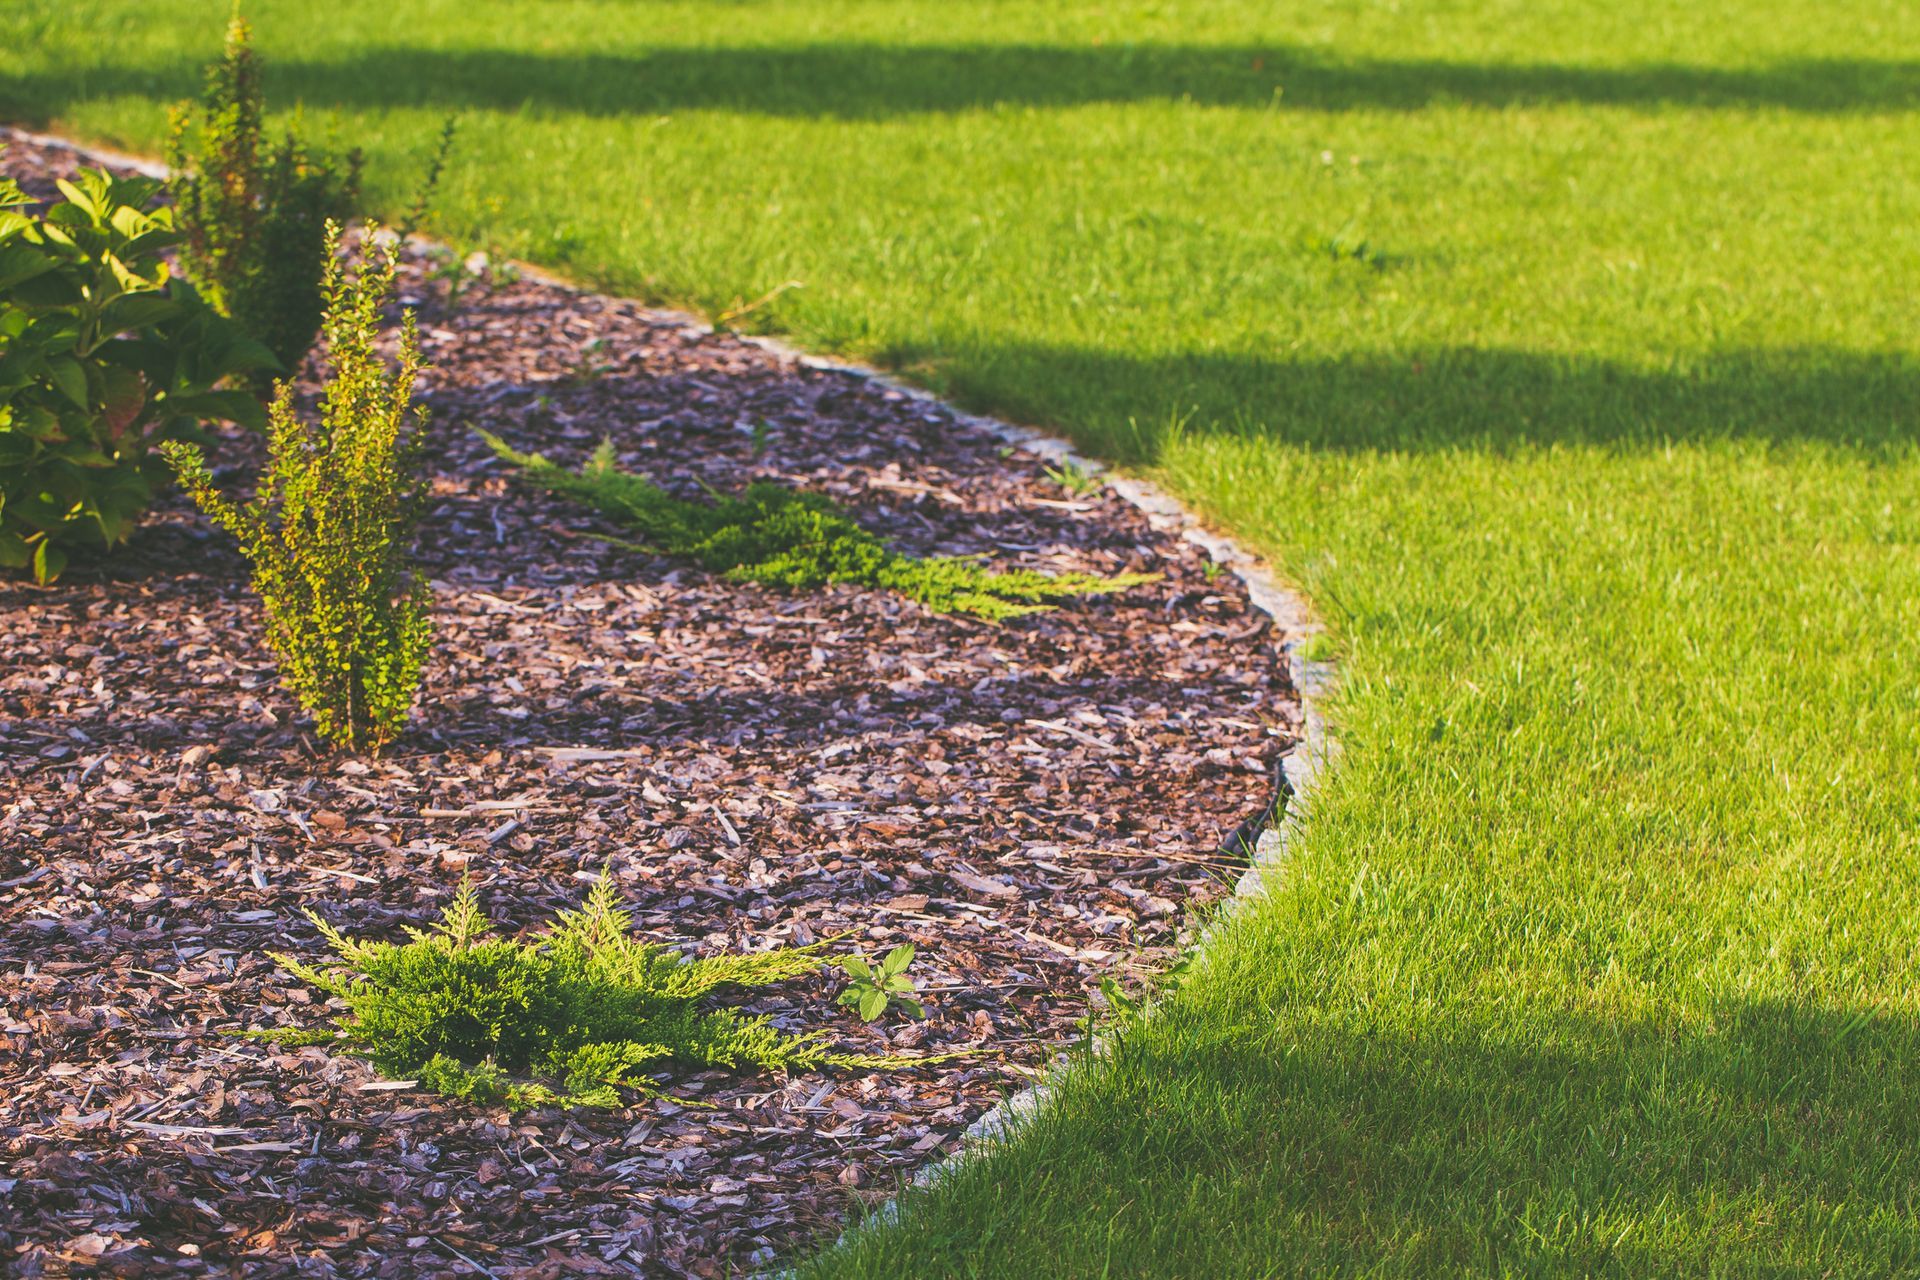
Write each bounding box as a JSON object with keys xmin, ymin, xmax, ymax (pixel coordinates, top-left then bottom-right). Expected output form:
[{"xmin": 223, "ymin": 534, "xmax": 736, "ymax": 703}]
[
  {"xmin": 0, "ymin": 170, "xmax": 272, "ymax": 583},
  {"xmin": 167, "ymin": 11, "xmax": 361, "ymax": 389},
  {"xmin": 265, "ymin": 878, "xmax": 936, "ymax": 1110},
  {"xmin": 161, "ymin": 224, "xmax": 431, "ymax": 753}
]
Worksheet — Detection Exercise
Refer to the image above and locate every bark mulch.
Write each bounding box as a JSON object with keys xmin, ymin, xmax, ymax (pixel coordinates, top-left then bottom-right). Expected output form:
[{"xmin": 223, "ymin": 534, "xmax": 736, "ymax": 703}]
[{"xmin": 0, "ymin": 132, "xmax": 1302, "ymax": 1278}]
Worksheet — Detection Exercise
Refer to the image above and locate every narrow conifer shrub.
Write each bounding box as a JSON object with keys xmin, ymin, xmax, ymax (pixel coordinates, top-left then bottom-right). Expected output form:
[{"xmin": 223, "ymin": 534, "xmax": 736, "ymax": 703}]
[
  {"xmin": 266, "ymin": 879, "xmax": 934, "ymax": 1110},
  {"xmin": 161, "ymin": 224, "xmax": 431, "ymax": 754},
  {"xmin": 167, "ymin": 11, "xmax": 362, "ymax": 390},
  {"xmin": 483, "ymin": 435, "xmax": 1159, "ymax": 621}
]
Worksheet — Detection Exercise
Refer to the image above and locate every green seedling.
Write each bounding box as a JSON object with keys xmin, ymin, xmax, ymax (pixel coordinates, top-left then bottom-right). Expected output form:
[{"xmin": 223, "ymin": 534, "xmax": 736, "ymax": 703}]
[{"xmin": 838, "ymin": 944, "xmax": 925, "ymax": 1021}]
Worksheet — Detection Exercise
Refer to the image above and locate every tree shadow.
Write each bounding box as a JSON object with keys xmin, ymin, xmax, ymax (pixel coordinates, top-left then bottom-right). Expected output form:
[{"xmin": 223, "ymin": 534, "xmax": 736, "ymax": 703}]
[
  {"xmin": 887, "ymin": 996, "xmax": 1920, "ymax": 1273},
  {"xmin": 913, "ymin": 344, "xmax": 1920, "ymax": 460},
  {"xmin": 418, "ymin": 667, "xmax": 1245, "ymax": 755},
  {"xmin": 6, "ymin": 45, "xmax": 1918, "ymax": 122}
]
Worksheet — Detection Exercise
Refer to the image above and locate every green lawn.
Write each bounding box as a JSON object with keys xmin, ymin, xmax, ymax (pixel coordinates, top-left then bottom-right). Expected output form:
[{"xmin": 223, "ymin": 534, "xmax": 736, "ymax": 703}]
[{"xmin": 8, "ymin": 1, "xmax": 1920, "ymax": 1275}]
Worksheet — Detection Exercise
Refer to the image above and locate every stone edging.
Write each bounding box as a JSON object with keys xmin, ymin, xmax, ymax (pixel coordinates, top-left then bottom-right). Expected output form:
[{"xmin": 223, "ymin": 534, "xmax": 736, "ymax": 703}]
[
  {"xmin": 721, "ymin": 334, "xmax": 1339, "ymax": 1214},
  {"xmin": 6, "ymin": 121, "xmax": 1340, "ymax": 1239}
]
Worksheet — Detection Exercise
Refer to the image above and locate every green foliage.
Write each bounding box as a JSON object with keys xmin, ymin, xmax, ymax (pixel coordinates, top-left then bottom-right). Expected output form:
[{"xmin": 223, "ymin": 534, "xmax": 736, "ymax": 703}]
[
  {"xmin": 562, "ymin": 336, "xmax": 614, "ymax": 386},
  {"xmin": 1318, "ymin": 220, "xmax": 1389, "ymax": 270},
  {"xmin": 166, "ymin": 11, "xmax": 362, "ymax": 390},
  {"xmin": 161, "ymin": 224, "xmax": 430, "ymax": 753},
  {"xmin": 425, "ymin": 242, "xmax": 519, "ymax": 313},
  {"xmin": 270, "ymin": 878, "xmax": 929, "ymax": 1110},
  {"xmin": 1294, "ymin": 630, "xmax": 1336, "ymax": 663},
  {"xmin": 482, "ymin": 435, "xmax": 1158, "ymax": 621},
  {"xmin": 1043, "ymin": 459, "xmax": 1103, "ymax": 498},
  {"xmin": 394, "ymin": 115, "xmax": 458, "ymax": 242},
  {"xmin": 0, "ymin": 169, "xmax": 272, "ymax": 583},
  {"xmin": 838, "ymin": 944, "xmax": 925, "ymax": 1021}
]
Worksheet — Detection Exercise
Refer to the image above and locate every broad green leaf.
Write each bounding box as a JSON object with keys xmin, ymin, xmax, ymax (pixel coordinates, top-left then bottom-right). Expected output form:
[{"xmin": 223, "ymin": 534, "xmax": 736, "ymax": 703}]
[
  {"xmin": 31, "ymin": 539, "xmax": 67, "ymax": 584},
  {"xmin": 857, "ymin": 988, "xmax": 889, "ymax": 1022},
  {"xmin": 881, "ymin": 944, "xmax": 915, "ymax": 977},
  {"xmin": 0, "ymin": 242, "xmax": 57, "ymax": 291},
  {"xmin": 99, "ymin": 293, "xmax": 180, "ymax": 334},
  {"xmin": 165, "ymin": 389, "xmax": 269, "ymax": 430},
  {"xmin": 98, "ymin": 366, "xmax": 147, "ymax": 439},
  {"xmin": 45, "ymin": 356, "xmax": 88, "ymax": 409}
]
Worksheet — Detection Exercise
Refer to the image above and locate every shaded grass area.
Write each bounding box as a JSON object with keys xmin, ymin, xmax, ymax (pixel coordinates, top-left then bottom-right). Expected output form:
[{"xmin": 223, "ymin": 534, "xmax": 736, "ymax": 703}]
[
  {"xmin": 7, "ymin": 0, "xmax": 1920, "ymax": 1275},
  {"xmin": 9, "ymin": 46, "xmax": 1920, "ymax": 119},
  {"xmin": 815, "ymin": 993, "xmax": 1920, "ymax": 1275}
]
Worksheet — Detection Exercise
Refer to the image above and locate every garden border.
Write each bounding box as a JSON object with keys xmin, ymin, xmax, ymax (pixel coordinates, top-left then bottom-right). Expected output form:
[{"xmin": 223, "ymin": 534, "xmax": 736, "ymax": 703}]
[
  {"xmin": 715, "ymin": 338, "xmax": 1341, "ymax": 1235},
  {"xmin": 7, "ymin": 121, "xmax": 1341, "ymax": 1247}
]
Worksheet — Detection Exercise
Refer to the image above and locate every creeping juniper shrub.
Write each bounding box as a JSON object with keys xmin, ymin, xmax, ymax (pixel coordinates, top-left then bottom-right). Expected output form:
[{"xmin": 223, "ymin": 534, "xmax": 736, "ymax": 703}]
[
  {"xmin": 161, "ymin": 224, "xmax": 430, "ymax": 754},
  {"xmin": 267, "ymin": 879, "xmax": 931, "ymax": 1110},
  {"xmin": 167, "ymin": 12, "xmax": 362, "ymax": 391},
  {"xmin": 483, "ymin": 435, "xmax": 1158, "ymax": 621}
]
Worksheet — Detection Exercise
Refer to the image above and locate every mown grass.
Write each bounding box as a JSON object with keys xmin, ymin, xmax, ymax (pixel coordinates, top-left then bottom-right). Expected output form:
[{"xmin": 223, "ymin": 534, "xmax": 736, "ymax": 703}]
[{"xmin": 7, "ymin": 1, "xmax": 1920, "ymax": 1275}]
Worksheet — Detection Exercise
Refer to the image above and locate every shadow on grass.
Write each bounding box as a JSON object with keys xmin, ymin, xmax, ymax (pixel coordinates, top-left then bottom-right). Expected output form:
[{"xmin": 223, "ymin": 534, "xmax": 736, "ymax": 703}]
[
  {"xmin": 907, "ymin": 344, "xmax": 1920, "ymax": 460},
  {"xmin": 6, "ymin": 44, "xmax": 1919, "ymax": 122},
  {"xmin": 823, "ymin": 996, "xmax": 1920, "ymax": 1275}
]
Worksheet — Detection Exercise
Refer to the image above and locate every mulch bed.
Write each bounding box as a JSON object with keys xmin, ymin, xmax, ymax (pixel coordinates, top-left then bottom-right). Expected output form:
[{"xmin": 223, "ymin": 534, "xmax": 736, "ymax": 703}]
[{"xmin": 0, "ymin": 131, "xmax": 1300, "ymax": 1278}]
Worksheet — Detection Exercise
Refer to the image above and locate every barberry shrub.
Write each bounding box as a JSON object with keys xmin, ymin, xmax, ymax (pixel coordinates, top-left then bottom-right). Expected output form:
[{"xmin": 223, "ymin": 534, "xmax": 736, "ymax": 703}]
[
  {"xmin": 0, "ymin": 170, "xmax": 273, "ymax": 583},
  {"xmin": 267, "ymin": 878, "xmax": 932, "ymax": 1110},
  {"xmin": 166, "ymin": 11, "xmax": 361, "ymax": 390},
  {"xmin": 161, "ymin": 224, "xmax": 431, "ymax": 753}
]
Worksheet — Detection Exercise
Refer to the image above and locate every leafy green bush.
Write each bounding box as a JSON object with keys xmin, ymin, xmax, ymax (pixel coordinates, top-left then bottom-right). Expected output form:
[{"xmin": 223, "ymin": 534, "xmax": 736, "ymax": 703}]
[
  {"xmin": 161, "ymin": 224, "xmax": 431, "ymax": 754},
  {"xmin": 267, "ymin": 879, "xmax": 933, "ymax": 1110},
  {"xmin": 483, "ymin": 434, "xmax": 1159, "ymax": 620},
  {"xmin": 0, "ymin": 169, "xmax": 272, "ymax": 583},
  {"xmin": 166, "ymin": 11, "xmax": 362, "ymax": 390}
]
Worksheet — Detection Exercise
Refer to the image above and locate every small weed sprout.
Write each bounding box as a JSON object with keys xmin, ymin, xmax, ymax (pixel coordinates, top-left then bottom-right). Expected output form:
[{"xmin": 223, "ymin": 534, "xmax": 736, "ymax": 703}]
[
  {"xmin": 1044, "ymin": 459, "xmax": 1103, "ymax": 498},
  {"xmin": 162, "ymin": 224, "xmax": 431, "ymax": 754},
  {"xmin": 1077, "ymin": 946, "xmax": 1200, "ymax": 1050},
  {"xmin": 838, "ymin": 944, "xmax": 925, "ymax": 1021},
  {"xmin": 563, "ymin": 337, "xmax": 616, "ymax": 385},
  {"xmin": 483, "ymin": 434, "xmax": 1159, "ymax": 621},
  {"xmin": 262, "ymin": 878, "xmax": 939, "ymax": 1109},
  {"xmin": 1323, "ymin": 221, "xmax": 1388, "ymax": 270},
  {"xmin": 425, "ymin": 242, "xmax": 520, "ymax": 313}
]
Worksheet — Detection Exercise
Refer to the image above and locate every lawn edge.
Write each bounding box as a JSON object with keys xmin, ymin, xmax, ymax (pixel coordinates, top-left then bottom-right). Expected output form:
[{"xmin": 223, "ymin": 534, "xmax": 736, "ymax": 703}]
[{"xmin": 726, "ymin": 331, "xmax": 1340, "ymax": 1271}]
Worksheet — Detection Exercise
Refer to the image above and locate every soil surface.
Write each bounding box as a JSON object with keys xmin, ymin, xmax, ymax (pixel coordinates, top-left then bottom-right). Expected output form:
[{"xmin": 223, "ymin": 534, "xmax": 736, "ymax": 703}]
[{"xmin": 0, "ymin": 131, "xmax": 1300, "ymax": 1278}]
